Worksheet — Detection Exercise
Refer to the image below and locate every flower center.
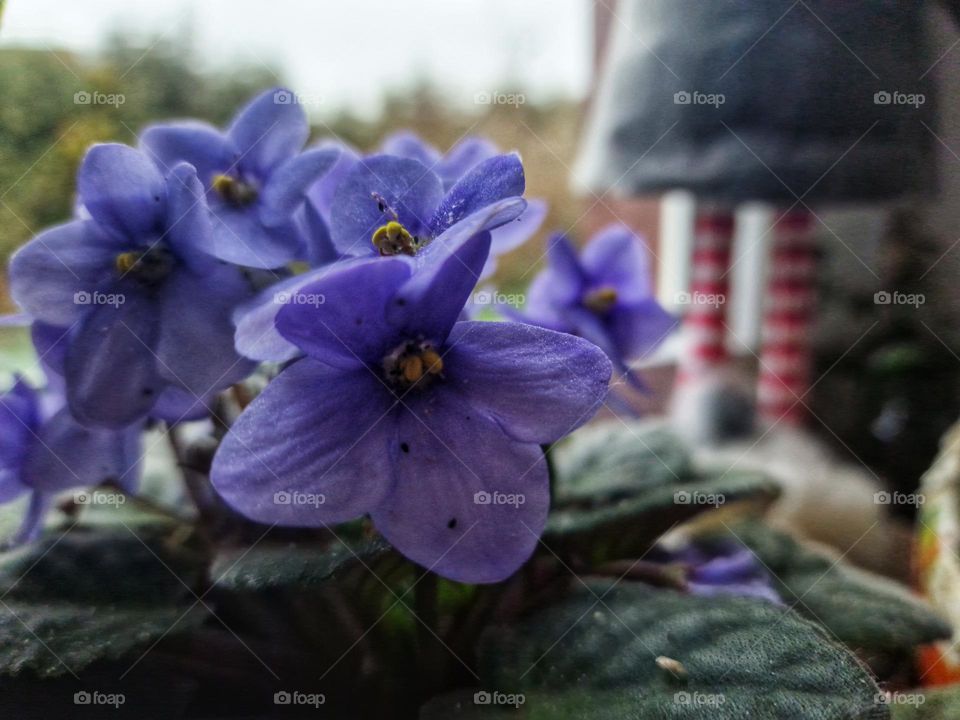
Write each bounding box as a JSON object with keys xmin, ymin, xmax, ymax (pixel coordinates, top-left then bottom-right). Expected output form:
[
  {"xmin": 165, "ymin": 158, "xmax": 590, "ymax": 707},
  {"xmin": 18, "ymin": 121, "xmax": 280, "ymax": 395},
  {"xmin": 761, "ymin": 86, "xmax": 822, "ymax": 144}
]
[
  {"xmin": 583, "ymin": 286, "xmax": 618, "ymax": 315},
  {"xmin": 114, "ymin": 247, "xmax": 174, "ymax": 284},
  {"xmin": 383, "ymin": 339, "xmax": 444, "ymax": 389},
  {"xmin": 372, "ymin": 220, "xmax": 421, "ymax": 257},
  {"xmin": 212, "ymin": 173, "xmax": 258, "ymax": 207}
]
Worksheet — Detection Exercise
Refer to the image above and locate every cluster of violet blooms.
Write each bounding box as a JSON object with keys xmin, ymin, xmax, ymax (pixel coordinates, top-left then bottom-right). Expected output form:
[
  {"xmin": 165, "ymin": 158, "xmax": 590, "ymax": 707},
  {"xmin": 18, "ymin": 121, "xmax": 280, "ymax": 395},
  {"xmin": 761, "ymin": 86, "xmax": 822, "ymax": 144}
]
[{"xmin": 2, "ymin": 88, "xmax": 675, "ymax": 583}]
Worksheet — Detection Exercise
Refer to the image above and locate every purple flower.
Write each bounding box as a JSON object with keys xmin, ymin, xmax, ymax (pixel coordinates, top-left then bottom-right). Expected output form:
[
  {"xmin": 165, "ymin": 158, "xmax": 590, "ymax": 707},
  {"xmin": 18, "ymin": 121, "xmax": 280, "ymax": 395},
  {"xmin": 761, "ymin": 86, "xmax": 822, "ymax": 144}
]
[
  {"xmin": 380, "ymin": 131, "xmax": 548, "ymax": 276},
  {"xmin": 0, "ymin": 375, "xmax": 142, "ymax": 544},
  {"xmin": 9, "ymin": 144, "xmax": 258, "ymax": 428},
  {"xmin": 517, "ymin": 225, "xmax": 677, "ymax": 383},
  {"xmin": 211, "ymin": 232, "xmax": 612, "ymax": 583},
  {"xmin": 326, "ymin": 149, "xmax": 527, "ymax": 261},
  {"xmin": 657, "ymin": 541, "xmax": 782, "ymax": 604},
  {"xmin": 233, "ymin": 151, "xmax": 531, "ymax": 364},
  {"xmin": 140, "ymin": 88, "xmax": 340, "ymax": 269}
]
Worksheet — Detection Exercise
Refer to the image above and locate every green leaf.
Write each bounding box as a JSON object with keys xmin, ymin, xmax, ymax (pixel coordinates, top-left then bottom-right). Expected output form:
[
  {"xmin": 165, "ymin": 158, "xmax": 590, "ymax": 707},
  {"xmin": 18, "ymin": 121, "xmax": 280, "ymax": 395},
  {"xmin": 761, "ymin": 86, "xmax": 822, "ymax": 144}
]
[
  {"xmin": 211, "ymin": 535, "xmax": 393, "ymax": 591},
  {"xmin": 0, "ymin": 523, "xmax": 208, "ymax": 677},
  {"xmin": 715, "ymin": 522, "xmax": 951, "ymax": 658},
  {"xmin": 473, "ymin": 581, "xmax": 888, "ymax": 719},
  {"xmin": 546, "ymin": 421, "xmax": 778, "ymax": 560},
  {"xmin": 553, "ymin": 420, "xmax": 694, "ymax": 504},
  {"xmin": 0, "ymin": 601, "xmax": 205, "ymax": 678}
]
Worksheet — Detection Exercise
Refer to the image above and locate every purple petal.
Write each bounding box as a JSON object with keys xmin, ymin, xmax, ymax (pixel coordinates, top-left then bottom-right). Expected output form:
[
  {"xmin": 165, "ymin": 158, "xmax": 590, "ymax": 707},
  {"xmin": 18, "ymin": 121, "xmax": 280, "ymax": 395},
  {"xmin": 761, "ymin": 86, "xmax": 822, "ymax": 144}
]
[
  {"xmin": 276, "ymin": 257, "xmax": 413, "ymax": 368},
  {"xmin": 78, "ymin": 144, "xmax": 167, "ymax": 239},
  {"xmin": 260, "ymin": 147, "xmax": 341, "ymax": 227},
  {"xmin": 9, "ymin": 220, "xmax": 126, "ymax": 326},
  {"xmin": 438, "ymin": 137, "xmax": 498, "ymax": 188},
  {"xmin": 301, "ymin": 199, "xmax": 339, "ymax": 267},
  {"xmin": 233, "ymin": 272, "xmax": 320, "ymax": 363},
  {"xmin": 305, "ymin": 140, "xmax": 360, "ymax": 216},
  {"xmin": 154, "ymin": 265, "xmax": 257, "ymax": 399},
  {"xmin": 381, "ymin": 131, "xmax": 441, "ymax": 169},
  {"xmin": 140, "ymin": 121, "xmax": 237, "ymax": 186},
  {"xmin": 65, "ymin": 289, "xmax": 164, "ymax": 428},
  {"xmin": 227, "ymin": 87, "xmax": 308, "ymax": 176},
  {"xmin": 490, "ymin": 198, "xmax": 548, "ymax": 256},
  {"xmin": 329, "ymin": 155, "xmax": 444, "ymax": 257},
  {"xmin": 205, "ymin": 205, "xmax": 301, "ymax": 268},
  {"xmin": 22, "ymin": 407, "xmax": 142, "ymax": 493},
  {"xmin": 0, "ymin": 380, "xmax": 40, "ymax": 500},
  {"xmin": 371, "ymin": 389, "xmax": 549, "ymax": 584},
  {"xmin": 607, "ymin": 300, "xmax": 677, "ymax": 362},
  {"xmin": 150, "ymin": 386, "xmax": 215, "ymax": 424},
  {"xmin": 580, "ymin": 225, "xmax": 654, "ymax": 303},
  {"xmin": 31, "ymin": 322, "xmax": 72, "ymax": 380},
  {"xmin": 11, "ymin": 492, "xmax": 50, "ymax": 544},
  {"xmin": 165, "ymin": 163, "xmax": 218, "ymax": 272},
  {"xmin": 211, "ymin": 359, "xmax": 397, "ymax": 525},
  {"xmin": 430, "ymin": 153, "xmax": 525, "ymax": 235},
  {"xmin": 444, "ymin": 321, "xmax": 611, "ymax": 444},
  {"xmin": 388, "ymin": 221, "xmax": 494, "ymax": 343}
]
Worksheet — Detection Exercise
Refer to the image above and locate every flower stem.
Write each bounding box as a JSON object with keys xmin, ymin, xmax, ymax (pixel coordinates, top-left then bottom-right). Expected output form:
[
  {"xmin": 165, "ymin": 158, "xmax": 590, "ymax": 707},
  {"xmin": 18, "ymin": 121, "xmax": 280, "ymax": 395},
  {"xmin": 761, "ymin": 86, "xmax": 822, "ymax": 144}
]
[{"xmin": 414, "ymin": 572, "xmax": 439, "ymax": 695}]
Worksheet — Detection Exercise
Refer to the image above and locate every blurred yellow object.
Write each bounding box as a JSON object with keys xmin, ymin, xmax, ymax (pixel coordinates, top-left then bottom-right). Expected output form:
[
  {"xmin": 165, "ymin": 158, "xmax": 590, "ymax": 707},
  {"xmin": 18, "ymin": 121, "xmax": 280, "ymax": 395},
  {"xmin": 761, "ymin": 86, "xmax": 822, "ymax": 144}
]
[{"xmin": 916, "ymin": 421, "xmax": 960, "ymax": 686}]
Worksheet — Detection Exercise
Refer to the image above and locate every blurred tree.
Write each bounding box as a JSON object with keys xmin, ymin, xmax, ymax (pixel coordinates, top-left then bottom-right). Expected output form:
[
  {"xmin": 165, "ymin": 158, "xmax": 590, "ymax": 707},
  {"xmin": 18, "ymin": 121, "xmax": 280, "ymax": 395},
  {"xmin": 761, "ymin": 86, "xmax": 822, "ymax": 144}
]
[{"xmin": 0, "ymin": 35, "xmax": 278, "ymax": 310}]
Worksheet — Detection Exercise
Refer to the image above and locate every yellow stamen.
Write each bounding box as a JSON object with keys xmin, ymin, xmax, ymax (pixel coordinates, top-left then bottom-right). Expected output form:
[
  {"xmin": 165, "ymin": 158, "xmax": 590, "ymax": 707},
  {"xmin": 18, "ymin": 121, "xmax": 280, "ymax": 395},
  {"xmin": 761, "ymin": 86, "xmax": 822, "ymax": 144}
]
[
  {"xmin": 212, "ymin": 173, "xmax": 257, "ymax": 206},
  {"xmin": 372, "ymin": 221, "xmax": 418, "ymax": 256},
  {"xmin": 421, "ymin": 349, "xmax": 443, "ymax": 375},
  {"xmin": 115, "ymin": 251, "xmax": 141, "ymax": 274},
  {"xmin": 401, "ymin": 355, "xmax": 424, "ymax": 384},
  {"xmin": 583, "ymin": 286, "xmax": 618, "ymax": 314}
]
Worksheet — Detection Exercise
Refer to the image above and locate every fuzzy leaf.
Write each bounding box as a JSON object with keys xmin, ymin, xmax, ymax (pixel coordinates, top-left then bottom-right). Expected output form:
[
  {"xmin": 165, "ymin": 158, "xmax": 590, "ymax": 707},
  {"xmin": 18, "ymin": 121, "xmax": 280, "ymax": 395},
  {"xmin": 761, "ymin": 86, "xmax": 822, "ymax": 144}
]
[
  {"xmin": 716, "ymin": 522, "xmax": 951, "ymax": 658},
  {"xmin": 211, "ymin": 536, "xmax": 393, "ymax": 591},
  {"xmin": 470, "ymin": 580, "xmax": 887, "ymax": 719}
]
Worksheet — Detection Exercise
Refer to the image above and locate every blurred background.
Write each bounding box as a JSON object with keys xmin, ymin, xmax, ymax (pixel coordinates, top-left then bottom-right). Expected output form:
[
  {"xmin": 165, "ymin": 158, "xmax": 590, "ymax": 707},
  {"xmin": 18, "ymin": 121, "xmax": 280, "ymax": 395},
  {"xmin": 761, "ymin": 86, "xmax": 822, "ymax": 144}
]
[{"xmin": 3, "ymin": 0, "xmax": 960, "ymax": 523}]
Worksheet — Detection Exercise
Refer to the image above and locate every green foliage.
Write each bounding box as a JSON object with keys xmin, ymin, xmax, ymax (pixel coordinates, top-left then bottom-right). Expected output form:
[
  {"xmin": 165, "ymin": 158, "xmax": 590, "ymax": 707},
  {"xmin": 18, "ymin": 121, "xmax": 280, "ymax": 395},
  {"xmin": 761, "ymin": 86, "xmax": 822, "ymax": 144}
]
[
  {"xmin": 546, "ymin": 421, "xmax": 778, "ymax": 560},
  {"xmin": 710, "ymin": 522, "xmax": 951, "ymax": 660},
  {"xmin": 0, "ymin": 518, "xmax": 208, "ymax": 677},
  {"xmin": 463, "ymin": 581, "xmax": 888, "ymax": 720}
]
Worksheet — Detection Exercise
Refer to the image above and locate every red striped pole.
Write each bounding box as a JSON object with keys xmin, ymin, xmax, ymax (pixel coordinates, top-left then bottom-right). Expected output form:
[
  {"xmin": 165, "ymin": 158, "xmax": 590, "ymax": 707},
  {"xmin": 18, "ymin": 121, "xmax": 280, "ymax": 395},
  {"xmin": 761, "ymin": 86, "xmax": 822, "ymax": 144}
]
[
  {"xmin": 675, "ymin": 208, "xmax": 735, "ymax": 387},
  {"xmin": 757, "ymin": 209, "xmax": 818, "ymax": 427}
]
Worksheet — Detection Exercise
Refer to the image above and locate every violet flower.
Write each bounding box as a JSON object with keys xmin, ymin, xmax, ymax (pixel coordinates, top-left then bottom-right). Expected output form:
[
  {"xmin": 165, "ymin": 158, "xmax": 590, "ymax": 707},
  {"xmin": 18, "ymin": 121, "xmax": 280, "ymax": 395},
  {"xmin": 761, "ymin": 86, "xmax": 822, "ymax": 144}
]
[
  {"xmin": 9, "ymin": 144, "xmax": 258, "ymax": 428},
  {"xmin": 0, "ymin": 376, "xmax": 142, "ymax": 544},
  {"xmin": 140, "ymin": 87, "xmax": 339, "ymax": 268},
  {"xmin": 655, "ymin": 541, "xmax": 782, "ymax": 604},
  {"xmin": 380, "ymin": 131, "xmax": 548, "ymax": 276},
  {"xmin": 516, "ymin": 225, "xmax": 678, "ymax": 384},
  {"xmin": 211, "ymin": 232, "xmax": 612, "ymax": 583},
  {"xmin": 233, "ymin": 151, "xmax": 530, "ymax": 364}
]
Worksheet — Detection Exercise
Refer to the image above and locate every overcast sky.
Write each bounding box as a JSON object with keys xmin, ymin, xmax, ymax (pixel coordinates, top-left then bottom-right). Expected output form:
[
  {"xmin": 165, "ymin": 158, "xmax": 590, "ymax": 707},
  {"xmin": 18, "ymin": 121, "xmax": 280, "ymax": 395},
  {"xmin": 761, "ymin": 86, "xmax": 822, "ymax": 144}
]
[{"xmin": 2, "ymin": 0, "xmax": 593, "ymax": 117}]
